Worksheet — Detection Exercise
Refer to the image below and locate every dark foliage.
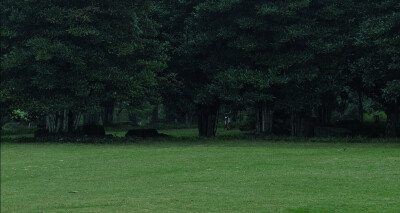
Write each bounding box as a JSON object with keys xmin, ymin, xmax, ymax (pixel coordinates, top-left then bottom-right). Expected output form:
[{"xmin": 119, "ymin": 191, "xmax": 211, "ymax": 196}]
[
  {"xmin": 82, "ymin": 125, "xmax": 106, "ymax": 137},
  {"xmin": 1, "ymin": 0, "xmax": 399, "ymax": 138},
  {"xmin": 125, "ymin": 129, "xmax": 168, "ymax": 138}
]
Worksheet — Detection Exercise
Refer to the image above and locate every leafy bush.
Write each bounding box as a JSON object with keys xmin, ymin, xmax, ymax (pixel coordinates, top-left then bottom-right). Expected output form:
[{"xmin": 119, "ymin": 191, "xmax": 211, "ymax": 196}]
[
  {"xmin": 11, "ymin": 110, "xmax": 29, "ymax": 122},
  {"xmin": 364, "ymin": 111, "xmax": 387, "ymax": 123}
]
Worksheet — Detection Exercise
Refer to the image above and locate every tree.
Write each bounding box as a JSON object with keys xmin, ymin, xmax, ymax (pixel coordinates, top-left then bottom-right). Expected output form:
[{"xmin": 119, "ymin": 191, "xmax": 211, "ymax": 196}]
[
  {"xmin": 356, "ymin": 1, "xmax": 400, "ymax": 136},
  {"xmin": 1, "ymin": 0, "xmax": 167, "ymax": 133}
]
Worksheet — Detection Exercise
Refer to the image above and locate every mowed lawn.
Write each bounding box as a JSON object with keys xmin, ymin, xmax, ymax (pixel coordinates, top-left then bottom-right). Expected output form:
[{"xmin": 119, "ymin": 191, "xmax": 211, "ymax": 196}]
[{"xmin": 1, "ymin": 139, "xmax": 400, "ymax": 212}]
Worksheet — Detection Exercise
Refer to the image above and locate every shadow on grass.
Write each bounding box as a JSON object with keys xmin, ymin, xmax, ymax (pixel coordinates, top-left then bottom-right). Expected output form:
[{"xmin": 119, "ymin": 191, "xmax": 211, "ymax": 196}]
[{"xmin": 2, "ymin": 132, "xmax": 400, "ymax": 145}]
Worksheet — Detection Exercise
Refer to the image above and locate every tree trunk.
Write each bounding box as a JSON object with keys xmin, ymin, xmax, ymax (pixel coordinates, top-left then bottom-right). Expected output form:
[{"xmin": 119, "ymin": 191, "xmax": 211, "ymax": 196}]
[
  {"xmin": 74, "ymin": 113, "xmax": 81, "ymax": 130},
  {"xmin": 68, "ymin": 110, "xmax": 74, "ymax": 133},
  {"xmin": 46, "ymin": 114, "xmax": 57, "ymax": 133},
  {"xmin": 101, "ymin": 101, "xmax": 114, "ymax": 126},
  {"xmin": 266, "ymin": 107, "xmax": 274, "ymax": 134},
  {"xmin": 60, "ymin": 110, "xmax": 69, "ymax": 133},
  {"xmin": 291, "ymin": 111, "xmax": 312, "ymax": 137},
  {"xmin": 358, "ymin": 90, "xmax": 364, "ymax": 122},
  {"xmin": 185, "ymin": 113, "xmax": 189, "ymax": 125},
  {"xmin": 262, "ymin": 102, "xmax": 266, "ymax": 133},
  {"xmin": 56, "ymin": 110, "xmax": 69, "ymax": 133},
  {"xmin": 197, "ymin": 104, "xmax": 219, "ymax": 137},
  {"xmin": 386, "ymin": 100, "xmax": 400, "ymax": 137},
  {"xmin": 339, "ymin": 92, "xmax": 348, "ymax": 120},
  {"xmin": 318, "ymin": 106, "xmax": 329, "ymax": 126},
  {"xmin": 151, "ymin": 104, "xmax": 159, "ymax": 126},
  {"xmin": 115, "ymin": 107, "xmax": 124, "ymax": 123},
  {"xmin": 84, "ymin": 113, "xmax": 101, "ymax": 126},
  {"xmin": 57, "ymin": 110, "xmax": 69, "ymax": 132},
  {"xmin": 128, "ymin": 113, "xmax": 139, "ymax": 126},
  {"xmin": 42, "ymin": 111, "xmax": 79, "ymax": 134},
  {"xmin": 291, "ymin": 111, "xmax": 298, "ymax": 136},
  {"xmin": 255, "ymin": 101, "xmax": 274, "ymax": 135},
  {"xmin": 55, "ymin": 112, "xmax": 61, "ymax": 132},
  {"xmin": 37, "ymin": 116, "xmax": 46, "ymax": 129},
  {"xmin": 255, "ymin": 103, "xmax": 260, "ymax": 134},
  {"xmin": 238, "ymin": 110, "xmax": 243, "ymax": 122},
  {"xmin": 319, "ymin": 93, "xmax": 335, "ymax": 126},
  {"xmin": 67, "ymin": 110, "xmax": 80, "ymax": 133}
]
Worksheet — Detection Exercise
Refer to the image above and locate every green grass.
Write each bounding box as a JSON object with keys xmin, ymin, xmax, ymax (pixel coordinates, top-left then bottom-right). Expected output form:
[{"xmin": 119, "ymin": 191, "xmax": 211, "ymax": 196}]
[{"xmin": 2, "ymin": 139, "xmax": 400, "ymax": 212}]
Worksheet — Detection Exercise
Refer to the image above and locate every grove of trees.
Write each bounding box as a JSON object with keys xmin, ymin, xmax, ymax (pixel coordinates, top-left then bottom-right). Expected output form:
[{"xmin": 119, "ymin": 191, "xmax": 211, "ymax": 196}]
[{"xmin": 1, "ymin": 0, "xmax": 399, "ymax": 137}]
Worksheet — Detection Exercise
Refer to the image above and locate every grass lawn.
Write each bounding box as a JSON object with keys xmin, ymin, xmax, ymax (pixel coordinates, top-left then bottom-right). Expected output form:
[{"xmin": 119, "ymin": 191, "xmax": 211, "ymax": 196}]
[{"xmin": 1, "ymin": 136, "xmax": 400, "ymax": 213}]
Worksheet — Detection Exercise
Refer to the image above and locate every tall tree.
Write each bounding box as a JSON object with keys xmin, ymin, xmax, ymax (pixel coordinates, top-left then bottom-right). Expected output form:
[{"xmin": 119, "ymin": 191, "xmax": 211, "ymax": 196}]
[
  {"xmin": 357, "ymin": 1, "xmax": 400, "ymax": 136},
  {"xmin": 1, "ymin": 0, "xmax": 167, "ymax": 133}
]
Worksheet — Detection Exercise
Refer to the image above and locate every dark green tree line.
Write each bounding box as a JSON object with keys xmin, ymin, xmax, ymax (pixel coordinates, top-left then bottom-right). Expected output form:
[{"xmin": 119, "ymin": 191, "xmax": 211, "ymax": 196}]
[
  {"xmin": 1, "ymin": 0, "xmax": 399, "ymax": 137},
  {"xmin": 1, "ymin": 0, "xmax": 167, "ymax": 133}
]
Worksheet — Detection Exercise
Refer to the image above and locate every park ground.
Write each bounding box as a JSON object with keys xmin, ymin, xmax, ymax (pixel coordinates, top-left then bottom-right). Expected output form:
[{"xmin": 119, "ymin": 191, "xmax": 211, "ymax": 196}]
[{"xmin": 1, "ymin": 128, "xmax": 400, "ymax": 212}]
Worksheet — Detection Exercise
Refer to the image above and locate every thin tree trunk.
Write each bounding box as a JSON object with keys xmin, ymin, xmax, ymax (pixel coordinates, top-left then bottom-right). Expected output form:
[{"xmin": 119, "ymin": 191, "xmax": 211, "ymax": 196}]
[
  {"xmin": 73, "ymin": 113, "xmax": 81, "ymax": 130},
  {"xmin": 68, "ymin": 110, "xmax": 74, "ymax": 133},
  {"xmin": 46, "ymin": 114, "xmax": 57, "ymax": 133},
  {"xmin": 84, "ymin": 113, "xmax": 101, "ymax": 126},
  {"xmin": 129, "ymin": 113, "xmax": 139, "ymax": 126},
  {"xmin": 115, "ymin": 107, "xmax": 124, "ymax": 123},
  {"xmin": 291, "ymin": 112, "xmax": 312, "ymax": 137},
  {"xmin": 37, "ymin": 116, "xmax": 46, "ymax": 129},
  {"xmin": 151, "ymin": 104, "xmax": 159, "ymax": 126},
  {"xmin": 197, "ymin": 104, "xmax": 219, "ymax": 137},
  {"xmin": 185, "ymin": 113, "xmax": 189, "ymax": 125},
  {"xmin": 291, "ymin": 111, "xmax": 297, "ymax": 136},
  {"xmin": 55, "ymin": 110, "xmax": 68, "ymax": 133},
  {"xmin": 45, "ymin": 116, "xmax": 51, "ymax": 132},
  {"xmin": 55, "ymin": 112, "xmax": 62, "ymax": 133},
  {"xmin": 101, "ymin": 101, "xmax": 114, "ymax": 126},
  {"xmin": 255, "ymin": 103, "xmax": 260, "ymax": 134},
  {"xmin": 261, "ymin": 101, "xmax": 266, "ymax": 133},
  {"xmin": 265, "ymin": 102, "xmax": 274, "ymax": 134},
  {"xmin": 62, "ymin": 109, "xmax": 69, "ymax": 132},
  {"xmin": 358, "ymin": 90, "xmax": 364, "ymax": 122},
  {"xmin": 232, "ymin": 110, "xmax": 238, "ymax": 122},
  {"xmin": 318, "ymin": 106, "xmax": 330, "ymax": 126},
  {"xmin": 256, "ymin": 101, "xmax": 274, "ymax": 135},
  {"xmin": 386, "ymin": 100, "xmax": 400, "ymax": 137},
  {"xmin": 67, "ymin": 110, "xmax": 80, "ymax": 133}
]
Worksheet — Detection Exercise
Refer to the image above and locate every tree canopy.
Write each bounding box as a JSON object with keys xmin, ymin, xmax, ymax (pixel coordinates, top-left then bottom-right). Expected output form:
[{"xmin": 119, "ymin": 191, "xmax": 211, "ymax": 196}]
[{"xmin": 1, "ymin": 0, "xmax": 399, "ymax": 137}]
